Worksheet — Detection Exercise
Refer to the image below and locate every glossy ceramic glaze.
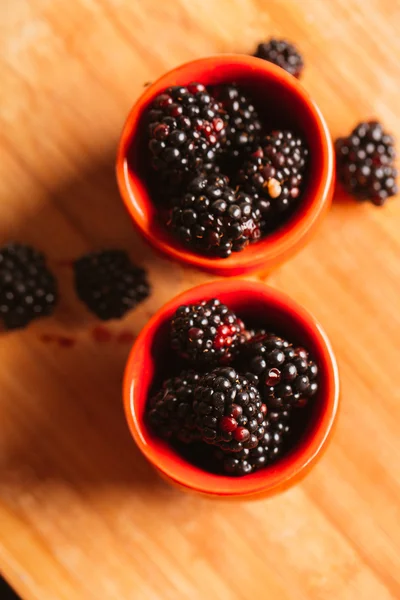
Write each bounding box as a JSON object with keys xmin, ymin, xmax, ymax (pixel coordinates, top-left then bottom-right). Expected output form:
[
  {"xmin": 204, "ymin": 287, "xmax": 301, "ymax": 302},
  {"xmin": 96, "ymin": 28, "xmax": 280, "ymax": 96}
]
[
  {"xmin": 116, "ymin": 55, "xmax": 334, "ymax": 276},
  {"xmin": 123, "ymin": 280, "xmax": 340, "ymax": 498}
]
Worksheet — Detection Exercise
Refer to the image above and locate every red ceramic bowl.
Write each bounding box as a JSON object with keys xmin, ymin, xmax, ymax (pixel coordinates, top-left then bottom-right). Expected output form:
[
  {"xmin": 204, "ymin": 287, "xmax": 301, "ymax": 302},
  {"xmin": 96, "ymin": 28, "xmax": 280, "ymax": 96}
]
[
  {"xmin": 116, "ymin": 55, "xmax": 334, "ymax": 277},
  {"xmin": 123, "ymin": 280, "xmax": 339, "ymax": 499}
]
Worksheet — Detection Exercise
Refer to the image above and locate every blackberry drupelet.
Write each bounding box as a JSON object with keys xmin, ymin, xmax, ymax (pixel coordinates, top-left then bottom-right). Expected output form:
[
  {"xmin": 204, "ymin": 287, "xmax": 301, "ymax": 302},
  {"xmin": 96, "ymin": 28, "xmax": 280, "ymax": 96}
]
[
  {"xmin": 147, "ymin": 370, "xmax": 201, "ymax": 443},
  {"xmin": 335, "ymin": 120, "xmax": 397, "ymax": 206},
  {"xmin": 168, "ymin": 173, "xmax": 261, "ymax": 258},
  {"xmin": 213, "ymin": 84, "xmax": 262, "ymax": 163},
  {"xmin": 254, "ymin": 38, "xmax": 304, "ymax": 78},
  {"xmin": 0, "ymin": 242, "xmax": 58, "ymax": 330},
  {"xmin": 147, "ymin": 83, "xmax": 225, "ymax": 184},
  {"xmin": 170, "ymin": 298, "xmax": 245, "ymax": 365},
  {"xmin": 193, "ymin": 367, "xmax": 266, "ymax": 451},
  {"xmin": 241, "ymin": 332, "xmax": 319, "ymax": 409},
  {"xmin": 238, "ymin": 130, "xmax": 308, "ymax": 224},
  {"xmin": 74, "ymin": 249, "xmax": 150, "ymax": 320}
]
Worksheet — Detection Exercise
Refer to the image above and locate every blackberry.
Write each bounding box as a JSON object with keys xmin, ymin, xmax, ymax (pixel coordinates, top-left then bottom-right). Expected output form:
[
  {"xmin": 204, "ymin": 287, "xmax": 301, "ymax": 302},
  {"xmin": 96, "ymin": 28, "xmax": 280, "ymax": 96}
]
[
  {"xmin": 238, "ymin": 131, "xmax": 308, "ymax": 222},
  {"xmin": 147, "ymin": 83, "xmax": 225, "ymax": 183},
  {"xmin": 213, "ymin": 84, "xmax": 262, "ymax": 163},
  {"xmin": 193, "ymin": 367, "xmax": 266, "ymax": 451},
  {"xmin": 335, "ymin": 121, "xmax": 397, "ymax": 206},
  {"xmin": 254, "ymin": 39, "xmax": 304, "ymax": 78},
  {"xmin": 244, "ymin": 402, "xmax": 292, "ymax": 471},
  {"xmin": 0, "ymin": 242, "xmax": 57, "ymax": 330},
  {"xmin": 261, "ymin": 130, "xmax": 308, "ymax": 174},
  {"xmin": 168, "ymin": 174, "xmax": 261, "ymax": 257},
  {"xmin": 74, "ymin": 249, "xmax": 150, "ymax": 320},
  {"xmin": 217, "ymin": 450, "xmax": 254, "ymax": 476},
  {"xmin": 216, "ymin": 400, "xmax": 291, "ymax": 475},
  {"xmin": 147, "ymin": 370, "xmax": 201, "ymax": 443},
  {"xmin": 170, "ymin": 298, "xmax": 245, "ymax": 365},
  {"xmin": 241, "ymin": 332, "xmax": 319, "ymax": 409}
]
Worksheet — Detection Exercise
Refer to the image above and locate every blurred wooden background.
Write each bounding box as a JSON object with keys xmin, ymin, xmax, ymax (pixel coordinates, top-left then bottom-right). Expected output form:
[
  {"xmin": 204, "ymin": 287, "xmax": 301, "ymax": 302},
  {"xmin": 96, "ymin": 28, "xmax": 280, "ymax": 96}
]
[{"xmin": 1, "ymin": 1, "xmax": 400, "ymax": 598}]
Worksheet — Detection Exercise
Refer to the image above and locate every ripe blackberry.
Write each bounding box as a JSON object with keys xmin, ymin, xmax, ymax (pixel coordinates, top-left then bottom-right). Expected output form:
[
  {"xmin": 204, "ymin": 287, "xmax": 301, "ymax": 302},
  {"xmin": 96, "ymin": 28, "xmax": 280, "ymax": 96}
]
[
  {"xmin": 213, "ymin": 84, "xmax": 262, "ymax": 162},
  {"xmin": 0, "ymin": 242, "xmax": 57, "ymax": 330},
  {"xmin": 193, "ymin": 367, "xmax": 266, "ymax": 451},
  {"xmin": 217, "ymin": 450, "xmax": 254, "ymax": 476},
  {"xmin": 238, "ymin": 131, "xmax": 308, "ymax": 223},
  {"xmin": 216, "ymin": 401, "xmax": 291, "ymax": 475},
  {"xmin": 150, "ymin": 160, "xmax": 221, "ymax": 209},
  {"xmin": 254, "ymin": 39, "xmax": 304, "ymax": 78},
  {"xmin": 74, "ymin": 249, "xmax": 150, "ymax": 320},
  {"xmin": 335, "ymin": 121, "xmax": 397, "ymax": 206},
  {"xmin": 168, "ymin": 174, "xmax": 261, "ymax": 258},
  {"xmin": 147, "ymin": 370, "xmax": 201, "ymax": 443},
  {"xmin": 243, "ymin": 402, "xmax": 292, "ymax": 471},
  {"xmin": 171, "ymin": 298, "xmax": 245, "ymax": 365},
  {"xmin": 242, "ymin": 332, "xmax": 319, "ymax": 409},
  {"xmin": 147, "ymin": 83, "xmax": 225, "ymax": 183},
  {"xmin": 261, "ymin": 130, "xmax": 308, "ymax": 174}
]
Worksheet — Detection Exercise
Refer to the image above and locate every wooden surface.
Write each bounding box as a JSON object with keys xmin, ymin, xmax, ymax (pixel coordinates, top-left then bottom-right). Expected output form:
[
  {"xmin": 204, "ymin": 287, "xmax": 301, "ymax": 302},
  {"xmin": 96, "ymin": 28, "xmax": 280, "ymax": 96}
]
[{"xmin": 1, "ymin": 1, "xmax": 400, "ymax": 599}]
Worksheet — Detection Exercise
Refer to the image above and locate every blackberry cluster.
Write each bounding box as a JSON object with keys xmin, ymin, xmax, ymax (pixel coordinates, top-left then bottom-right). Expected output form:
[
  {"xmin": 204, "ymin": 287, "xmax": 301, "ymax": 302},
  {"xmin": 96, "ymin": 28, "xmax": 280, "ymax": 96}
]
[
  {"xmin": 335, "ymin": 121, "xmax": 397, "ymax": 206},
  {"xmin": 254, "ymin": 39, "xmax": 304, "ymax": 78},
  {"xmin": 147, "ymin": 370, "xmax": 201, "ymax": 443},
  {"xmin": 193, "ymin": 368, "xmax": 266, "ymax": 451},
  {"xmin": 143, "ymin": 79, "xmax": 310, "ymax": 257},
  {"xmin": 0, "ymin": 242, "xmax": 57, "ymax": 330},
  {"xmin": 169, "ymin": 174, "xmax": 261, "ymax": 257},
  {"xmin": 0, "ymin": 243, "xmax": 151, "ymax": 332},
  {"xmin": 242, "ymin": 332, "xmax": 318, "ymax": 408},
  {"xmin": 74, "ymin": 250, "xmax": 150, "ymax": 320},
  {"xmin": 170, "ymin": 298, "xmax": 244, "ymax": 364},
  {"xmin": 238, "ymin": 131, "xmax": 308, "ymax": 228},
  {"xmin": 146, "ymin": 298, "xmax": 319, "ymax": 477},
  {"xmin": 213, "ymin": 84, "xmax": 262, "ymax": 165},
  {"xmin": 147, "ymin": 83, "xmax": 225, "ymax": 186}
]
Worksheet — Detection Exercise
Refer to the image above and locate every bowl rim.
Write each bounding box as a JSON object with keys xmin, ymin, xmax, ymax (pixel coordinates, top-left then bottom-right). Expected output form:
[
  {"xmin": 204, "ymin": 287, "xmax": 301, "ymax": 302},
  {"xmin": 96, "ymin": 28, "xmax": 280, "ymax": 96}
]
[
  {"xmin": 116, "ymin": 54, "xmax": 334, "ymax": 275},
  {"xmin": 123, "ymin": 279, "xmax": 340, "ymax": 496}
]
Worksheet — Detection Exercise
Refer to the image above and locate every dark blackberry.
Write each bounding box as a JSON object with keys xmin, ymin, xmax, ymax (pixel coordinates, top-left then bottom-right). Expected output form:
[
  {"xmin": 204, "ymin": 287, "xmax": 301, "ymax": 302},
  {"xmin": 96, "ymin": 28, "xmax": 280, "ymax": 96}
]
[
  {"xmin": 217, "ymin": 450, "xmax": 254, "ymax": 476},
  {"xmin": 74, "ymin": 250, "xmax": 150, "ymax": 320},
  {"xmin": 335, "ymin": 121, "xmax": 397, "ymax": 206},
  {"xmin": 0, "ymin": 242, "xmax": 57, "ymax": 330},
  {"xmin": 216, "ymin": 401, "xmax": 290, "ymax": 475},
  {"xmin": 147, "ymin": 370, "xmax": 201, "ymax": 443},
  {"xmin": 254, "ymin": 39, "xmax": 304, "ymax": 78},
  {"xmin": 213, "ymin": 84, "xmax": 262, "ymax": 163},
  {"xmin": 238, "ymin": 131, "xmax": 308, "ymax": 223},
  {"xmin": 241, "ymin": 332, "xmax": 319, "ymax": 409},
  {"xmin": 244, "ymin": 402, "xmax": 292, "ymax": 471},
  {"xmin": 168, "ymin": 173, "xmax": 261, "ymax": 257},
  {"xmin": 170, "ymin": 298, "xmax": 245, "ymax": 365},
  {"xmin": 193, "ymin": 367, "xmax": 266, "ymax": 451},
  {"xmin": 261, "ymin": 130, "xmax": 308, "ymax": 174},
  {"xmin": 153, "ymin": 157, "xmax": 221, "ymax": 205},
  {"xmin": 147, "ymin": 82, "xmax": 225, "ymax": 184}
]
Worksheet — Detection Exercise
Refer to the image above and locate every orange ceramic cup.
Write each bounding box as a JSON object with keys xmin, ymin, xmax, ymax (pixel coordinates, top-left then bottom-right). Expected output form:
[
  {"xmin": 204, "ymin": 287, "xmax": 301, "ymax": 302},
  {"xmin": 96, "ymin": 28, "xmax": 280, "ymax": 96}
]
[
  {"xmin": 123, "ymin": 280, "xmax": 339, "ymax": 499},
  {"xmin": 116, "ymin": 55, "xmax": 334, "ymax": 277}
]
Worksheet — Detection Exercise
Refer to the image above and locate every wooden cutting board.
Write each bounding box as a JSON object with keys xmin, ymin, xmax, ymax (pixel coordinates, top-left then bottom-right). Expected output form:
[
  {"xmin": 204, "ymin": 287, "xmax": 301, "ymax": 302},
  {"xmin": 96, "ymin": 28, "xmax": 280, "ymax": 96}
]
[{"xmin": 1, "ymin": 1, "xmax": 400, "ymax": 599}]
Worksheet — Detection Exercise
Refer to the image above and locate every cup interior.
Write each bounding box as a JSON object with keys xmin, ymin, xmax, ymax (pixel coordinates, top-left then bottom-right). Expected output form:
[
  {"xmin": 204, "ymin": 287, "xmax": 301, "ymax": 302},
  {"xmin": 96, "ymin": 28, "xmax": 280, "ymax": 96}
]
[
  {"xmin": 117, "ymin": 55, "xmax": 334, "ymax": 273},
  {"xmin": 124, "ymin": 280, "xmax": 339, "ymax": 496}
]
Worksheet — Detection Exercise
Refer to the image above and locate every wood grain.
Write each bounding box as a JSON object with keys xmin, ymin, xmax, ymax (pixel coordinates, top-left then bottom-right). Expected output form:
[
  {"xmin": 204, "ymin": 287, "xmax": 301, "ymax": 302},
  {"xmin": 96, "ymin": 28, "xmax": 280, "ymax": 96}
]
[{"xmin": 1, "ymin": 1, "xmax": 400, "ymax": 599}]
